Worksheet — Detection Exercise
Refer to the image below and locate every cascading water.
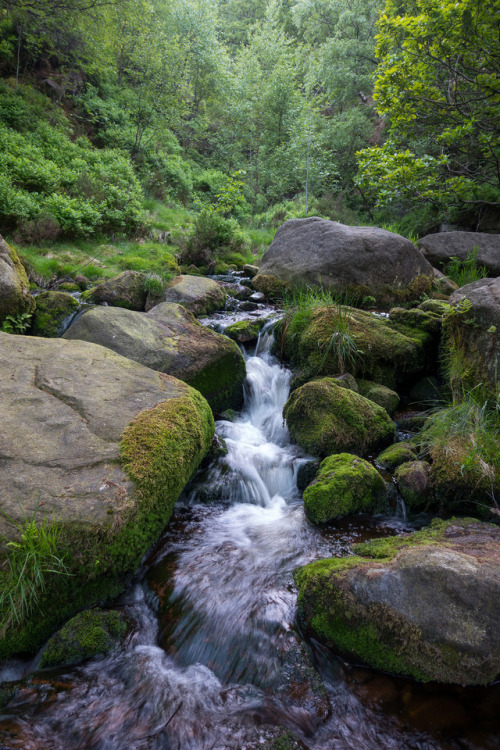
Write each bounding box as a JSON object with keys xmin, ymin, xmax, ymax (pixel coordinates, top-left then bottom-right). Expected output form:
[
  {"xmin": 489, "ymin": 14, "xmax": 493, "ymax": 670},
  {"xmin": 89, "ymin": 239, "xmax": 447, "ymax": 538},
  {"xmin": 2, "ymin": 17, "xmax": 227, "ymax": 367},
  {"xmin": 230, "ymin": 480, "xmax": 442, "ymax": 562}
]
[{"xmin": 0, "ymin": 323, "xmax": 497, "ymax": 750}]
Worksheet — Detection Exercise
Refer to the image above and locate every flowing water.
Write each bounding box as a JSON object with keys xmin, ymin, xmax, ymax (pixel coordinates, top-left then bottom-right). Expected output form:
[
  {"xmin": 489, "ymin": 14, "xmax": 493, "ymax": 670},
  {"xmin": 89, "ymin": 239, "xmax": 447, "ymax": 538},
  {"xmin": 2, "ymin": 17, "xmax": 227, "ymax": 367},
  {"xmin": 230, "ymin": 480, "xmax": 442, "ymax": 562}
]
[{"xmin": 0, "ymin": 324, "xmax": 498, "ymax": 750}]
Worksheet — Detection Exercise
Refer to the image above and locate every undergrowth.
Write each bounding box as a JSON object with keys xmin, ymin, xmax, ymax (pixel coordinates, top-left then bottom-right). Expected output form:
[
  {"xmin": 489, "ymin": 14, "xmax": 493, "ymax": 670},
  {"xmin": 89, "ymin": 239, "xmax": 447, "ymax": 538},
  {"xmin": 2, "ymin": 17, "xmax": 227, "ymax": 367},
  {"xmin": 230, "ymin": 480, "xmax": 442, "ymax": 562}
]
[{"xmin": 445, "ymin": 248, "xmax": 488, "ymax": 288}]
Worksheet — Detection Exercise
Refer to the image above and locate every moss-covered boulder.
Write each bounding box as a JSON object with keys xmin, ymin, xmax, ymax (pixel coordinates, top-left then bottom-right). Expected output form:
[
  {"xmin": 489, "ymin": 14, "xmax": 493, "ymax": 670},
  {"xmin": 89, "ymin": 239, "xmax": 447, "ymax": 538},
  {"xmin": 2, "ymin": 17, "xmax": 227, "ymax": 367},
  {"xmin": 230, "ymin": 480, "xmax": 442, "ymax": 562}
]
[
  {"xmin": 418, "ymin": 298, "xmax": 450, "ymax": 316},
  {"xmin": 31, "ymin": 291, "xmax": 79, "ymax": 337},
  {"xmin": 376, "ymin": 442, "xmax": 417, "ymax": 472},
  {"xmin": 82, "ymin": 270, "xmax": 147, "ymax": 311},
  {"xmin": 0, "ymin": 235, "xmax": 35, "ymax": 324},
  {"xmin": 303, "ymin": 454, "xmax": 386, "ymax": 524},
  {"xmin": 357, "ymin": 380, "xmax": 399, "ymax": 416},
  {"xmin": 295, "ymin": 518, "xmax": 500, "ymax": 685},
  {"xmin": 252, "ymin": 273, "xmax": 290, "ymax": 301},
  {"xmin": 276, "ymin": 305, "xmax": 435, "ymax": 390},
  {"xmin": 224, "ymin": 317, "xmax": 266, "ymax": 343},
  {"xmin": 395, "ymin": 460, "xmax": 431, "ymax": 509},
  {"xmin": 283, "ymin": 378, "xmax": 395, "ymax": 458},
  {"xmin": 63, "ymin": 303, "xmax": 246, "ymax": 412},
  {"xmin": 39, "ymin": 610, "xmax": 128, "ymax": 668},
  {"xmin": 0, "ymin": 333, "xmax": 214, "ymax": 659},
  {"xmin": 148, "ymin": 274, "xmax": 226, "ymax": 316}
]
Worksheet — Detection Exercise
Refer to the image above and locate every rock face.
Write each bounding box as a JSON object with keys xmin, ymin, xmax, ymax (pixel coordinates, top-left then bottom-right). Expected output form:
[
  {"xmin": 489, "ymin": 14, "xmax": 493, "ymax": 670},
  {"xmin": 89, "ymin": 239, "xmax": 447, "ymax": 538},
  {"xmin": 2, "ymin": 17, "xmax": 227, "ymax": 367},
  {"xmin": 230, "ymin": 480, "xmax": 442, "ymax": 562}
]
[
  {"xmin": 283, "ymin": 378, "xmax": 394, "ymax": 458},
  {"xmin": 148, "ymin": 274, "xmax": 226, "ymax": 316},
  {"xmin": 0, "ymin": 235, "xmax": 35, "ymax": 323},
  {"xmin": 0, "ymin": 333, "xmax": 214, "ymax": 658},
  {"xmin": 445, "ymin": 277, "xmax": 500, "ymax": 394},
  {"xmin": 275, "ymin": 305, "xmax": 437, "ymax": 390},
  {"xmin": 419, "ymin": 232, "xmax": 500, "ymax": 276},
  {"xmin": 303, "ymin": 453, "xmax": 386, "ymax": 524},
  {"xmin": 295, "ymin": 518, "xmax": 500, "ymax": 685},
  {"xmin": 83, "ymin": 270, "xmax": 147, "ymax": 311},
  {"xmin": 63, "ymin": 303, "xmax": 246, "ymax": 411},
  {"xmin": 31, "ymin": 291, "xmax": 79, "ymax": 337},
  {"xmin": 254, "ymin": 218, "xmax": 433, "ymax": 303}
]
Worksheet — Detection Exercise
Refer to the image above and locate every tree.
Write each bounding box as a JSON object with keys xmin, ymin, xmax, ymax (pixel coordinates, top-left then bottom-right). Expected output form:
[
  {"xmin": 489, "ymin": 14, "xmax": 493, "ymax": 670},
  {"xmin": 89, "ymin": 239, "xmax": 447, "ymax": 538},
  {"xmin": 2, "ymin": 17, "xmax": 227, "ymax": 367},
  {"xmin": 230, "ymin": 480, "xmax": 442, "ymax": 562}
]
[{"xmin": 357, "ymin": 0, "xmax": 500, "ymax": 217}]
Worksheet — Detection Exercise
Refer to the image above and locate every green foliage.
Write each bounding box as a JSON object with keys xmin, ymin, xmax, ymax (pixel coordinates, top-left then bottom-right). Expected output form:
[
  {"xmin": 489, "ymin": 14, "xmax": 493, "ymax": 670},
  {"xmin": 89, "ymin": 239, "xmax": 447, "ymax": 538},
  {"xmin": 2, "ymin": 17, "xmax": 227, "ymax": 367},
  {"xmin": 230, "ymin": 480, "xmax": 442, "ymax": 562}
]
[
  {"xmin": 0, "ymin": 504, "xmax": 70, "ymax": 634},
  {"xmin": 444, "ymin": 248, "xmax": 488, "ymax": 288},
  {"xmin": 181, "ymin": 207, "xmax": 250, "ymax": 268},
  {"xmin": 1, "ymin": 311, "xmax": 32, "ymax": 333}
]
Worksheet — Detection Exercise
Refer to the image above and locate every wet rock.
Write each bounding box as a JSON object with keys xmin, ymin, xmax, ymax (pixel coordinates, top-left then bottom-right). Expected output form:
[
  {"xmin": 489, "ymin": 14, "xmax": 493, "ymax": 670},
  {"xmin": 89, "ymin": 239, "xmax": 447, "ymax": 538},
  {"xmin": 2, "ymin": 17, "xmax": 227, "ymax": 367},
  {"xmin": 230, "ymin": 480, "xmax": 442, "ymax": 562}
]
[
  {"xmin": 224, "ymin": 317, "xmax": 266, "ymax": 343},
  {"xmin": 357, "ymin": 380, "xmax": 400, "ymax": 416},
  {"xmin": 297, "ymin": 460, "xmax": 320, "ymax": 492},
  {"xmin": 249, "ymin": 291, "xmax": 266, "ymax": 303},
  {"xmin": 395, "ymin": 460, "xmax": 431, "ymax": 509},
  {"xmin": 0, "ymin": 332, "xmax": 214, "ymax": 659},
  {"xmin": 254, "ymin": 218, "xmax": 433, "ymax": 305},
  {"xmin": 224, "ymin": 282, "xmax": 253, "ymax": 301},
  {"xmin": 244, "ymin": 264, "xmax": 259, "ymax": 278},
  {"xmin": 418, "ymin": 232, "xmax": 500, "ymax": 276},
  {"xmin": 82, "ymin": 270, "xmax": 147, "ymax": 311},
  {"xmin": 295, "ymin": 518, "xmax": 500, "ymax": 685},
  {"xmin": 63, "ymin": 303, "xmax": 246, "ymax": 412},
  {"xmin": 30, "ymin": 291, "xmax": 79, "ymax": 337},
  {"xmin": 283, "ymin": 378, "xmax": 395, "ymax": 458},
  {"xmin": 376, "ymin": 442, "xmax": 417, "ymax": 472},
  {"xmin": 0, "ymin": 234, "xmax": 35, "ymax": 324},
  {"xmin": 39, "ymin": 610, "xmax": 129, "ymax": 668},
  {"xmin": 303, "ymin": 453, "xmax": 387, "ymax": 524},
  {"xmin": 239, "ymin": 301, "xmax": 258, "ymax": 311},
  {"xmin": 148, "ymin": 274, "xmax": 226, "ymax": 316}
]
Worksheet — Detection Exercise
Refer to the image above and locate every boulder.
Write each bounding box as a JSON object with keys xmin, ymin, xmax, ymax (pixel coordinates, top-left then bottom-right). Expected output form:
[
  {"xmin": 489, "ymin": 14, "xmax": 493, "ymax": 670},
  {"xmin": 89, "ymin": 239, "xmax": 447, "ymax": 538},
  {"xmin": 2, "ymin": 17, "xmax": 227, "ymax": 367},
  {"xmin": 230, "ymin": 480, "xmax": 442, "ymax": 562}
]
[
  {"xmin": 418, "ymin": 232, "xmax": 500, "ymax": 276},
  {"xmin": 303, "ymin": 453, "xmax": 386, "ymax": 524},
  {"xmin": 395, "ymin": 460, "xmax": 431, "ymax": 509},
  {"xmin": 276, "ymin": 305, "xmax": 434, "ymax": 390},
  {"xmin": 357, "ymin": 380, "xmax": 400, "ymax": 416},
  {"xmin": 148, "ymin": 274, "xmax": 226, "ymax": 316},
  {"xmin": 283, "ymin": 378, "xmax": 395, "ymax": 458},
  {"xmin": 224, "ymin": 317, "xmax": 266, "ymax": 343},
  {"xmin": 243, "ymin": 264, "xmax": 259, "ymax": 278},
  {"xmin": 39, "ymin": 610, "xmax": 129, "ymax": 668},
  {"xmin": 82, "ymin": 270, "xmax": 147, "ymax": 311},
  {"xmin": 63, "ymin": 303, "xmax": 246, "ymax": 412},
  {"xmin": 254, "ymin": 218, "xmax": 433, "ymax": 304},
  {"xmin": 295, "ymin": 518, "xmax": 500, "ymax": 685},
  {"xmin": 446, "ymin": 277, "xmax": 500, "ymax": 394},
  {"xmin": 30, "ymin": 291, "xmax": 79, "ymax": 337},
  {"xmin": 0, "ymin": 332, "xmax": 214, "ymax": 658},
  {"xmin": 376, "ymin": 442, "xmax": 417, "ymax": 472},
  {"xmin": 0, "ymin": 235, "xmax": 35, "ymax": 324}
]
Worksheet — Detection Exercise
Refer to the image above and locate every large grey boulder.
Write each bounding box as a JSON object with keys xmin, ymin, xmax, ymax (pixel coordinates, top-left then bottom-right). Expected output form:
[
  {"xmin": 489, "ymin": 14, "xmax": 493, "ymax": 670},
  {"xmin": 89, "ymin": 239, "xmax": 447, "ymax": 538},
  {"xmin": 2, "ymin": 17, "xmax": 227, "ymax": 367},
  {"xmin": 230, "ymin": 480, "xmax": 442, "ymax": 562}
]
[
  {"xmin": 146, "ymin": 274, "xmax": 226, "ymax": 315},
  {"xmin": 419, "ymin": 232, "xmax": 500, "ymax": 276},
  {"xmin": 0, "ymin": 332, "xmax": 214, "ymax": 658},
  {"xmin": 253, "ymin": 218, "xmax": 433, "ymax": 304},
  {"xmin": 295, "ymin": 518, "xmax": 500, "ymax": 685},
  {"xmin": 447, "ymin": 277, "xmax": 500, "ymax": 393},
  {"xmin": 0, "ymin": 235, "xmax": 35, "ymax": 323},
  {"xmin": 63, "ymin": 302, "xmax": 246, "ymax": 411}
]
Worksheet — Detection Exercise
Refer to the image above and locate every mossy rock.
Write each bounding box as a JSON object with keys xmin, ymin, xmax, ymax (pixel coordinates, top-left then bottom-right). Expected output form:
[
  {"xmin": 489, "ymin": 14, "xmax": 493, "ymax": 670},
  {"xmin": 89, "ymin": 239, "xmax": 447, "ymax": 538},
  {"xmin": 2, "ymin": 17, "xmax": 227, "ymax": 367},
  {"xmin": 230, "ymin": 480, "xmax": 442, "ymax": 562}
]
[
  {"xmin": 395, "ymin": 460, "xmax": 431, "ymax": 509},
  {"xmin": 82, "ymin": 270, "xmax": 147, "ymax": 311},
  {"xmin": 418, "ymin": 299, "xmax": 450, "ymax": 316},
  {"xmin": 295, "ymin": 518, "xmax": 500, "ymax": 685},
  {"xmin": 332, "ymin": 372, "xmax": 359, "ymax": 392},
  {"xmin": 149, "ymin": 275, "xmax": 226, "ymax": 316},
  {"xmin": 376, "ymin": 442, "xmax": 417, "ymax": 472},
  {"xmin": 388, "ymin": 307, "xmax": 442, "ymax": 338},
  {"xmin": 39, "ymin": 609, "xmax": 129, "ymax": 668},
  {"xmin": 275, "ymin": 305, "xmax": 435, "ymax": 390},
  {"xmin": 283, "ymin": 378, "xmax": 395, "ymax": 458},
  {"xmin": 303, "ymin": 453, "xmax": 386, "ymax": 524},
  {"xmin": 56, "ymin": 282, "xmax": 80, "ymax": 293},
  {"xmin": 357, "ymin": 379, "xmax": 400, "ymax": 416},
  {"xmin": 0, "ymin": 236, "xmax": 35, "ymax": 323},
  {"xmin": 252, "ymin": 273, "xmax": 290, "ymax": 301},
  {"xmin": 224, "ymin": 317, "xmax": 266, "ymax": 343},
  {"xmin": 31, "ymin": 291, "xmax": 79, "ymax": 337}
]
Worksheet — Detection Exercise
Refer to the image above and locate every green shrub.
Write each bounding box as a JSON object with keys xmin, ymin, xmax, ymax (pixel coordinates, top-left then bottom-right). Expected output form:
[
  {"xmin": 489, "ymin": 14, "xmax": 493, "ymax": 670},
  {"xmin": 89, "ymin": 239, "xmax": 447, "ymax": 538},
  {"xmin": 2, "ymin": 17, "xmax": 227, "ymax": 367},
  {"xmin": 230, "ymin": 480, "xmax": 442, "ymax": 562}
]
[
  {"xmin": 181, "ymin": 208, "xmax": 250, "ymax": 268},
  {"xmin": 445, "ymin": 248, "xmax": 488, "ymax": 288}
]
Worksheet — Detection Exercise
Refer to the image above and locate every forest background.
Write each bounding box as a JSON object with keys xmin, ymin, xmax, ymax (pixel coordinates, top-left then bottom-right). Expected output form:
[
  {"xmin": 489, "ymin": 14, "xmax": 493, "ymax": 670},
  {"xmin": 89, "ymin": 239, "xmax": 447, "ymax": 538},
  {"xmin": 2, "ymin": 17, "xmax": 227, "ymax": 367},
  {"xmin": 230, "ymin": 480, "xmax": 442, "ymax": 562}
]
[{"xmin": 0, "ymin": 0, "xmax": 498, "ymax": 280}]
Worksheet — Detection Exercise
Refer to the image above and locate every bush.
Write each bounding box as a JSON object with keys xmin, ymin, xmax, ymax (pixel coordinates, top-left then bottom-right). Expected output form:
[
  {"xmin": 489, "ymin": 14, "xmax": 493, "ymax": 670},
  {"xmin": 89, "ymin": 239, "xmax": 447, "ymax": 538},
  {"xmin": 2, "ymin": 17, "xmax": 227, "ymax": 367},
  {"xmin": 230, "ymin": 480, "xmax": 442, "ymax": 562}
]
[
  {"xmin": 180, "ymin": 208, "xmax": 250, "ymax": 268},
  {"xmin": 445, "ymin": 248, "xmax": 488, "ymax": 288}
]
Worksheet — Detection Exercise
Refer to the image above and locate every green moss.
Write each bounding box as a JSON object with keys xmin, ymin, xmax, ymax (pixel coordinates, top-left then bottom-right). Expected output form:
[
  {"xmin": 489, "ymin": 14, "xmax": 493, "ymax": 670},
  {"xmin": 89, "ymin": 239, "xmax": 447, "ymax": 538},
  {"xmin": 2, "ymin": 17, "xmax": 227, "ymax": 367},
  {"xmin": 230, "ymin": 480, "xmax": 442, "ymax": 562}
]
[
  {"xmin": 252, "ymin": 273, "xmax": 291, "ymax": 301},
  {"xmin": 357, "ymin": 380, "xmax": 400, "ymax": 415},
  {"xmin": 276, "ymin": 305, "xmax": 432, "ymax": 389},
  {"xmin": 303, "ymin": 453, "xmax": 386, "ymax": 524},
  {"xmin": 395, "ymin": 460, "xmax": 431, "ymax": 509},
  {"xmin": 283, "ymin": 377, "xmax": 395, "ymax": 458},
  {"xmin": 224, "ymin": 318, "xmax": 265, "ymax": 343},
  {"xmin": 265, "ymin": 729, "xmax": 306, "ymax": 750},
  {"xmin": 39, "ymin": 609, "xmax": 128, "ymax": 668},
  {"xmin": 31, "ymin": 291, "xmax": 79, "ymax": 337},
  {"xmin": 376, "ymin": 442, "xmax": 417, "ymax": 472},
  {"xmin": 187, "ymin": 343, "xmax": 246, "ymax": 412},
  {"xmin": 57, "ymin": 282, "xmax": 80, "ymax": 293},
  {"xmin": 352, "ymin": 517, "xmax": 454, "ymax": 560}
]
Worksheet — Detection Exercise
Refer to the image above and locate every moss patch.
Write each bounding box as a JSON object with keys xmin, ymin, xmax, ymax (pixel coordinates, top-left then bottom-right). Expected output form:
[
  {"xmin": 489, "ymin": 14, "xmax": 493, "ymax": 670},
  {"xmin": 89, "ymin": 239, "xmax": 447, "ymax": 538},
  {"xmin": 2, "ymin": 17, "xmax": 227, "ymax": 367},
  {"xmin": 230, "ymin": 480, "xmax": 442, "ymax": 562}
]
[
  {"xmin": 376, "ymin": 442, "xmax": 417, "ymax": 472},
  {"xmin": 395, "ymin": 460, "xmax": 431, "ymax": 509},
  {"xmin": 31, "ymin": 291, "xmax": 79, "ymax": 337},
  {"xmin": 224, "ymin": 318, "xmax": 266, "ymax": 343},
  {"xmin": 283, "ymin": 377, "xmax": 395, "ymax": 458},
  {"xmin": 39, "ymin": 609, "xmax": 128, "ymax": 668},
  {"xmin": 357, "ymin": 380, "xmax": 400, "ymax": 415},
  {"xmin": 303, "ymin": 453, "xmax": 386, "ymax": 524},
  {"xmin": 187, "ymin": 343, "xmax": 246, "ymax": 413}
]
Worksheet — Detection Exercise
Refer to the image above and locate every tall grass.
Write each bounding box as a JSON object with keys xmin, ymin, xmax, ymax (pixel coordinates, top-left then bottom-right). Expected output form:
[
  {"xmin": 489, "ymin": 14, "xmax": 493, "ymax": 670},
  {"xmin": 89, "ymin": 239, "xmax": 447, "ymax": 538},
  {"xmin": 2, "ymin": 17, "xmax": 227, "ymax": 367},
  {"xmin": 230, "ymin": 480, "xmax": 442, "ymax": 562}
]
[
  {"xmin": 445, "ymin": 248, "xmax": 488, "ymax": 288},
  {"xmin": 0, "ymin": 503, "xmax": 70, "ymax": 634}
]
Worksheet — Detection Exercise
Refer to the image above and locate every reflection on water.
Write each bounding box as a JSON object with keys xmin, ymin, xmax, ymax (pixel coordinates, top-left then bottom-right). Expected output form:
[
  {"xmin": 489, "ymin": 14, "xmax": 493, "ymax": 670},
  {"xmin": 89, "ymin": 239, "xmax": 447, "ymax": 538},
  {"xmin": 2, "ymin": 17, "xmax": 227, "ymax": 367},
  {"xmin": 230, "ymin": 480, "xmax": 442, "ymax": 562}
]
[{"xmin": 0, "ymin": 326, "xmax": 498, "ymax": 750}]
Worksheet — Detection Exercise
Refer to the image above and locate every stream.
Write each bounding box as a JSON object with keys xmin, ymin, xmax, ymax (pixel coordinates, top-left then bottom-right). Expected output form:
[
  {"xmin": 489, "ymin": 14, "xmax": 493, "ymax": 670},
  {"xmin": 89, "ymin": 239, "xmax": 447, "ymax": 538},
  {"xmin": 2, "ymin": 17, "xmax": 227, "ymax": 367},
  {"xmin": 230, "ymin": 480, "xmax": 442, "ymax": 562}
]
[{"xmin": 0, "ymin": 318, "xmax": 498, "ymax": 749}]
